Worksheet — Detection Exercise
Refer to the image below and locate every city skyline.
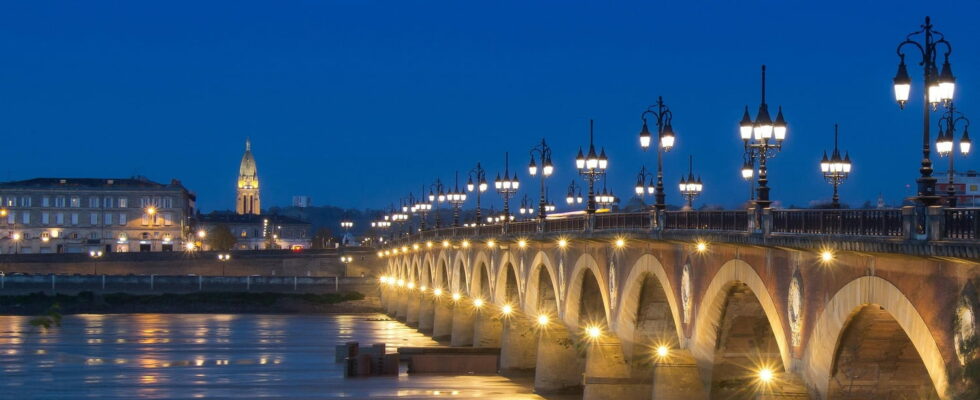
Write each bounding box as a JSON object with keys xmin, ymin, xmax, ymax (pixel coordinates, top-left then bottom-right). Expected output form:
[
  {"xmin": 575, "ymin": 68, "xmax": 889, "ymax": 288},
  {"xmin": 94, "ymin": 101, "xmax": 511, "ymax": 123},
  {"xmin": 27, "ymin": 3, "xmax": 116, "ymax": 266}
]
[{"xmin": 0, "ymin": 1, "xmax": 978, "ymax": 212}]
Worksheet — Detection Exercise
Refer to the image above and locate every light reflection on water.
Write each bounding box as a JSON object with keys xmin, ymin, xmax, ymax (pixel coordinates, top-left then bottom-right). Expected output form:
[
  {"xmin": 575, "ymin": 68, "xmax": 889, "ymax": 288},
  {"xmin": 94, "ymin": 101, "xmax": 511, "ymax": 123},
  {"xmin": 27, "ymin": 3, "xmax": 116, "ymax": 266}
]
[{"xmin": 0, "ymin": 313, "xmax": 546, "ymax": 399}]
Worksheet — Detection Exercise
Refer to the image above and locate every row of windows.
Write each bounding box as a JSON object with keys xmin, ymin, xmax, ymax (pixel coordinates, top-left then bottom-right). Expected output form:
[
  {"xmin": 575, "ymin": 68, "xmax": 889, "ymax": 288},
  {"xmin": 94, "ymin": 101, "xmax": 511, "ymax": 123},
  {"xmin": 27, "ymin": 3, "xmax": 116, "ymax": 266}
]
[
  {"xmin": 0, "ymin": 195, "xmax": 177, "ymax": 209},
  {"xmin": 8, "ymin": 231, "xmax": 175, "ymax": 241},
  {"xmin": 3, "ymin": 211, "xmax": 175, "ymax": 226}
]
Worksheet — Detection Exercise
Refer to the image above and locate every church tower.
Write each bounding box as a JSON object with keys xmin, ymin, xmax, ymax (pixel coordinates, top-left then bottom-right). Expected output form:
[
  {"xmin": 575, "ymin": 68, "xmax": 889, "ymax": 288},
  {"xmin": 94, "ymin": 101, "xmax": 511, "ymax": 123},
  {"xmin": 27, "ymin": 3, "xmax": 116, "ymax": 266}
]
[{"xmin": 236, "ymin": 139, "xmax": 260, "ymax": 215}]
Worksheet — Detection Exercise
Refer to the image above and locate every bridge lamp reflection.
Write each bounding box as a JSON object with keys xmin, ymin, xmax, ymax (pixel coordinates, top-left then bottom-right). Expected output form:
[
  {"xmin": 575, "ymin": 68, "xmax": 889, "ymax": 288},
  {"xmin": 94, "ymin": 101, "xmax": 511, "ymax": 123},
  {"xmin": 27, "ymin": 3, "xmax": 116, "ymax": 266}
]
[
  {"xmin": 757, "ymin": 367, "xmax": 775, "ymax": 384},
  {"xmin": 501, "ymin": 304, "xmax": 513, "ymax": 315},
  {"xmin": 407, "ymin": 282, "xmax": 416, "ymax": 290},
  {"xmin": 487, "ymin": 240, "xmax": 496, "ymax": 248},
  {"xmin": 695, "ymin": 241, "xmax": 708, "ymax": 253},
  {"xmin": 451, "ymin": 292, "xmax": 462, "ymax": 301},
  {"xmin": 473, "ymin": 298, "xmax": 484, "ymax": 308},
  {"xmin": 536, "ymin": 314, "xmax": 550, "ymax": 326},
  {"xmin": 419, "ymin": 285, "xmax": 427, "ymax": 292},
  {"xmin": 461, "ymin": 240, "xmax": 470, "ymax": 248},
  {"xmin": 557, "ymin": 238, "xmax": 568, "ymax": 248},
  {"xmin": 433, "ymin": 288, "xmax": 443, "ymax": 297},
  {"xmin": 518, "ymin": 239, "xmax": 527, "ymax": 249},
  {"xmin": 614, "ymin": 238, "xmax": 626, "ymax": 248}
]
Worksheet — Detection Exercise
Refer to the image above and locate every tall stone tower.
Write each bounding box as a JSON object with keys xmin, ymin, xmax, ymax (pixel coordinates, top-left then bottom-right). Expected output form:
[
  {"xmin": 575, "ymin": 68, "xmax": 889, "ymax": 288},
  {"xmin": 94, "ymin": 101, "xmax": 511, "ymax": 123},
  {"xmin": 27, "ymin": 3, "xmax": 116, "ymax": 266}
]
[{"xmin": 236, "ymin": 138, "xmax": 260, "ymax": 215}]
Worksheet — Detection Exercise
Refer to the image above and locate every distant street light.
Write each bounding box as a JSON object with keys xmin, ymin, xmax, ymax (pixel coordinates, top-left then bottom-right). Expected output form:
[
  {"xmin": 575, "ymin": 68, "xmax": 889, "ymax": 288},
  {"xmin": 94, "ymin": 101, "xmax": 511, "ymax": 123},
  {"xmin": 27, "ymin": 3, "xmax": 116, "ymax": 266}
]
[
  {"xmin": 566, "ymin": 180, "xmax": 584, "ymax": 206},
  {"xmin": 428, "ymin": 178, "xmax": 446, "ymax": 228},
  {"xmin": 575, "ymin": 120, "xmax": 608, "ymax": 214},
  {"xmin": 638, "ymin": 96, "xmax": 677, "ymax": 211},
  {"xmin": 528, "ymin": 138, "xmax": 554, "ymax": 221},
  {"xmin": 739, "ymin": 65, "xmax": 787, "ymax": 215},
  {"xmin": 634, "ymin": 165, "xmax": 656, "ymax": 199},
  {"xmin": 679, "ymin": 155, "xmax": 704, "ymax": 210},
  {"xmin": 446, "ymin": 171, "xmax": 468, "ymax": 227},
  {"xmin": 893, "ymin": 16, "xmax": 956, "ymax": 206},
  {"xmin": 936, "ymin": 103, "xmax": 971, "ymax": 206},
  {"xmin": 820, "ymin": 124, "xmax": 852, "ymax": 209},
  {"xmin": 467, "ymin": 163, "xmax": 489, "ymax": 225},
  {"xmin": 494, "ymin": 152, "xmax": 520, "ymax": 222}
]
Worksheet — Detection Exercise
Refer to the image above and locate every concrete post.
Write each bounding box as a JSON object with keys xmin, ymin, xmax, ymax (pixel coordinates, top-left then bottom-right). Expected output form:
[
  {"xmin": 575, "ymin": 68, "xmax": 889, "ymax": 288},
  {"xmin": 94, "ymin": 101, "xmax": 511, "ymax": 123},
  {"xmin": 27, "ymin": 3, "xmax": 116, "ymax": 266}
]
[
  {"xmin": 432, "ymin": 299, "xmax": 454, "ymax": 341},
  {"xmin": 902, "ymin": 205, "xmax": 915, "ymax": 240},
  {"xmin": 761, "ymin": 207, "xmax": 772, "ymax": 236},
  {"xmin": 417, "ymin": 297, "xmax": 435, "ymax": 333},
  {"xmin": 450, "ymin": 305, "xmax": 476, "ymax": 346},
  {"xmin": 927, "ymin": 205, "xmax": 944, "ymax": 241},
  {"xmin": 534, "ymin": 325, "xmax": 584, "ymax": 394},
  {"xmin": 651, "ymin": 350, "xmax": 706, "ymax": 400},
  {"xmin": 499, "ymin": 316, "xmax": 538, "ymax": 374},
  {"xmin": 583, "ymin": 337, "xmax": 651, "ymax": 400},
  {"xmin": 396, "ymin": 291, "xmax": 410, "ymax": 321},
  {"xmin": 406, "ymin": 292, "xmax": 421, "ymax": 327},
  {"xmin": 472, "ymin": 308, "xmax": 502, "ymax": 348}
]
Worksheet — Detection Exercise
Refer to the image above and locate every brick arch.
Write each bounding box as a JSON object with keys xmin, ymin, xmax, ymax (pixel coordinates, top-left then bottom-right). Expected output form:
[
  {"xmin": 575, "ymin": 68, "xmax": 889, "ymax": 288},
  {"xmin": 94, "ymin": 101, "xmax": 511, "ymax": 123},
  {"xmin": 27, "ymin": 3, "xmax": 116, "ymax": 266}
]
[
  {"xmin": 523, "ymin": 251, "xmax": 560, "ymax": 315},
  {"xmin": 451, "ymin": 250, "xmax": 469, "ymax": 295},
  {"xmin": 493, "ymin": 251, "xmax": 522, "ymax": 306},
  {"xmin": 563, "ymin": 253, "xmax": 611, "ymax": 327},
  {"xmin": 469, "ymin": 250, "xmax": 494, "ymax": 300},
  {"xmin": 614, "ymin": 253, "xmax": 683, "ymax": 345},
  {"xmin": 690, "ymin": 259, "xmax": 791, "ymax": 389},
  {"xmin": 802, "ymin": 275, "xmax": 949, "ymax": 399}
]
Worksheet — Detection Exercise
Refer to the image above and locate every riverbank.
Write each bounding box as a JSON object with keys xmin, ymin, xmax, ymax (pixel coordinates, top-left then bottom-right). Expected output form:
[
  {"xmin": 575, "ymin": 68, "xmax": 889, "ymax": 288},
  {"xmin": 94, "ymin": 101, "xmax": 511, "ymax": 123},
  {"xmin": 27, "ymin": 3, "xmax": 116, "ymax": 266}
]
[{"xmin": 0, "ymin": 291, "xmax": 382, "ymax": 315}]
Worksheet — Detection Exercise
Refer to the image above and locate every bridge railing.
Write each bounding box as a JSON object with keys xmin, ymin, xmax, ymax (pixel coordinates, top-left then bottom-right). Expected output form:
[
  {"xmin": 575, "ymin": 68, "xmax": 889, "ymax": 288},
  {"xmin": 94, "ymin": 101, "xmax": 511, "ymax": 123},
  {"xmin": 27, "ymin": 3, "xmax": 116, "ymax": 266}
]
[
  {"xmin": 943, "ymin": 208, "xmax": 980, "ymax": 240},
  {"xmin": 544, "ymin": 215, "xmax": 587, "ymax": 233},
  {"xmin": 664, "ymin": 210, "xmax": 749, "ymax": 231},
  {"xmin": 509, "ymin": 220, "xmax": 539, "ymax": 235},
  {"xmin": 594, "ymin": 212, "xmax": 650, "ymax": 230},
  {"xmin": 771, "ymin": 209, "xmax": 904, "ymax": 237}
]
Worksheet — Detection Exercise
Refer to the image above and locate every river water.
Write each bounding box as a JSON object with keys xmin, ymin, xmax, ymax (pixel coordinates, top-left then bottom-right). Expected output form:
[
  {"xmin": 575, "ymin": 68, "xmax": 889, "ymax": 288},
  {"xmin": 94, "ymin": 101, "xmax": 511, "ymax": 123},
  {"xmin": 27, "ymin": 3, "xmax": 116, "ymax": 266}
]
[{"xmin": 0, "ymin": 313, "xmax": 546, "ymax": 399}]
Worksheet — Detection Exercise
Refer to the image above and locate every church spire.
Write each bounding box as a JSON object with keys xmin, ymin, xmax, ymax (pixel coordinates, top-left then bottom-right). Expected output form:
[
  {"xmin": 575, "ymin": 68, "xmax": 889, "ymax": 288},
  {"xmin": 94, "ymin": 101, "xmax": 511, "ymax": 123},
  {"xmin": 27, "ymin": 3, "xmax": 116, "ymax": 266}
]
[
  {"xmin": 237, "ymin": 138, "xmax": 260, "ymax": 215},
  {"xmin": 245, "ymin": 137, "xmax": 251, "ymax": 152}
]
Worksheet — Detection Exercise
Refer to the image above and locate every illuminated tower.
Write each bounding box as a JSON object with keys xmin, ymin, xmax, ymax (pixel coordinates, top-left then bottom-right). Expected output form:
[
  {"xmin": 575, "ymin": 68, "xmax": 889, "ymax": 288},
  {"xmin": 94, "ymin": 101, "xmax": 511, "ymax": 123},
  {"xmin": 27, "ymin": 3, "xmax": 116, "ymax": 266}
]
[{"xmin": 236, "ymin": 139, "xmax": 260, "ymax": 215}]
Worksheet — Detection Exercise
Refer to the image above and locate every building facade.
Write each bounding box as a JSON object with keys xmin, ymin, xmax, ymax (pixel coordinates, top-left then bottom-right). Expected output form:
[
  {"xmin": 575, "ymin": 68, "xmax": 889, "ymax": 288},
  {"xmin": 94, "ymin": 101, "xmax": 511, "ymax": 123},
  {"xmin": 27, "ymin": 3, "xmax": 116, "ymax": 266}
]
[
  {"xmin": 236, "ymin": 139, "xmax": 260, "ymax": 215},
  {"xmin": 936, "ymin": 170, "xmax": 980, "ymax": 206},
  {"xmin": 196, "ymin": 213, "xmax": 311, "ymax": 250},
  {"xmin": 0, "ymin": 177, "xmax": 196, "ymax": 254}
]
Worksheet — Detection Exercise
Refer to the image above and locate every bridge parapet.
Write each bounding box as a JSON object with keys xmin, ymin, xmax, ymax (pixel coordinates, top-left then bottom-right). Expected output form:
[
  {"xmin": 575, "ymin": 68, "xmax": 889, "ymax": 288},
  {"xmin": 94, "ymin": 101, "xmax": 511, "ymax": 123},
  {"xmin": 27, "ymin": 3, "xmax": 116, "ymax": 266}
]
[{"xmin": 389, "ymin": 207, "xmax": 980, "ymax": 260}]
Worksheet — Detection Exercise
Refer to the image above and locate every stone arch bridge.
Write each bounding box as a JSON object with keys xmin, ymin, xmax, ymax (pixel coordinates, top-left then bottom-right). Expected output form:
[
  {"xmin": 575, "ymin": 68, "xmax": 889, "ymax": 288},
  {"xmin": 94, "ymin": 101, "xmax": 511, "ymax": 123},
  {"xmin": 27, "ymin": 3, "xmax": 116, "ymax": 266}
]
[{"xmin": 378, "ymin": 210, "xmax": 980, "ymax": 399}]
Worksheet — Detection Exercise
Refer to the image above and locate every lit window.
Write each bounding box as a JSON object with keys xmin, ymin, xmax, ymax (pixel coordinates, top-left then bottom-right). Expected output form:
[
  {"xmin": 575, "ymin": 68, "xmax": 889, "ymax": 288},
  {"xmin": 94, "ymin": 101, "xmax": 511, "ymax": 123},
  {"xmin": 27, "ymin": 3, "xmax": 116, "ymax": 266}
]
[
  {"xmin": 119, "ymin": 198, "xmax": 128, "ymax": 208},
  {"xmin": 70, "ymin": 197, "xmax": 80, "ymax": 208}
]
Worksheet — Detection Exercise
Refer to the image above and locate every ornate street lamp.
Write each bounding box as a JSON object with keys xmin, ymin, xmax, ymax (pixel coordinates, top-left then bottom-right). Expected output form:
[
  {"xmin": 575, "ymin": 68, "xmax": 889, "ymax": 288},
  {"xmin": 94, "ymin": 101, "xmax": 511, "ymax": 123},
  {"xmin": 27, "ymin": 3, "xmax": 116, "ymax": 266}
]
[
  {"xmin": 446, "ymin": 171, "xmax": 468, "ymax": 227},
  {"xmin": 936, "ymin": 103, "xmax": 971, "ymax": 207},
  {"xmin": 518, "ymin": 194, "xmax": 533, "ymax": 219},
  {"xmin": 467, "ymin": 163, "xmax": 489, "ymax": 225},
  {"xmin": 494, "ymin": 152, "xmax": 520, "ymax": 221},
  {"xmin": 638, "ymin": 96, "xmax": 677, "ymax": 210},
  {"xmin": 528, "ymin": 138, "xmax": 555, "ymax": 221},
  {"xmin": 566, "ymin": 180, "xmax": 584, "ymax": 206},
  {"xmin": 428, "ymin": 178, "xmax": 446, "ymax": 228},
  {"xmin": 634, "ymin": 165, "xmax": 656, "ymax": 199},
  {"xmin": 739, "ymin": 65, "xmax": 787, "ymax": 215},
  {"xmin": 820, "ymin": 124, "xmax": 852, "ymax": 209},
  {"xmin": 595, "ymin": 177, "xmax": 617, "ymax": 209},
  {"xmin": 576, "ymin": 120, "xmax": 608, "ymax": 214},
  {"xmin": 410, "ymin": 187, "xmax": 432, "ymax": 231},
  {"xmin": 893, "ymin": 16, "xmax": 956, "ymax": 206},
  {"xmin": 678, "ymin": 155, "xmax": 703, "ymax": 210},
  {"xmin": 340, "ymin": 219, "xmax": 354, "ymax": 232},
  {"xmin": 544, "ymin": 189, "xmax": 557, "ymax": 213}
]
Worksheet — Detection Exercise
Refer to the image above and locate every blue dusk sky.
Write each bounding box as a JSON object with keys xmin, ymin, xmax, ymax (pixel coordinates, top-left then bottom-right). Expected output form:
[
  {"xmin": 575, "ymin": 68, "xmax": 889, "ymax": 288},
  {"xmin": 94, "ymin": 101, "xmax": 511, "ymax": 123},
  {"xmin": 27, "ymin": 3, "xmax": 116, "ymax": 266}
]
[{"xmin": 0, "ymin": 1, "xmax": 978, "ymax": 212}]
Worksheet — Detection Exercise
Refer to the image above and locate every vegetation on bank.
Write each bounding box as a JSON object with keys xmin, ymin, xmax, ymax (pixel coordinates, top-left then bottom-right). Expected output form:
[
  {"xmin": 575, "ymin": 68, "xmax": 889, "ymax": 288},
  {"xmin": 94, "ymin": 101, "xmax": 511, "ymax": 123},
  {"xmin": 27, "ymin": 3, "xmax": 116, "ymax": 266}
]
[{"xmin": 0, "ymin": 291, "xmax": 369, "ymax": 315}]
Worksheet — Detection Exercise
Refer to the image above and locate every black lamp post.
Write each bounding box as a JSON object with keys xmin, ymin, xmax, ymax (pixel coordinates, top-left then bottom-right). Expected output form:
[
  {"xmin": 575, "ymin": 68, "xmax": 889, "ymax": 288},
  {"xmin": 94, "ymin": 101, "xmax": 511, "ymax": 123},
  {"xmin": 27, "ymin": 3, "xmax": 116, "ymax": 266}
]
[
  {"xmin": 428, "ymin": 179, "xmax": 446, "ymax": 228},
  {"xmin": 739, "ymin": 65, "xmax": 788, "ymax": 213},
  {"xmin": 575, "ymin": 120, "xmax": 608, "ymax": 214},
  {"xmin": 566, "ymin": 180, "xmax": 584, "ymax": 207},
  {"xmin": 638, "ymin": 96, "xmax": 677, "ymax": 211},
  {"xmin": 494, "ymin": 152, "xmax": 520, "ymax": 222},
  {"xmin": 936, "ymin": 103, "xmax": 971, "ymax": 207},
  {"xmin": 528, "ymin": 138, "xmax": 554, "ymax": 221},
  {"xmin": 820, "ymin": 124, "xmax": 852, "ymax": 209},
  {"xmin": 467, "ymin": 163, "xmax": 488, "ymax": 225},
  {"xmin": 678, "ymin": 155, "xmax": 703, "ymax": 210},
  {"xmin": 893, "ymin": 17, "xmax": 957, "ymax": 207},
  {"xmin": 446, "ymin": 171, "xmax": 468, "ymax": 227}
]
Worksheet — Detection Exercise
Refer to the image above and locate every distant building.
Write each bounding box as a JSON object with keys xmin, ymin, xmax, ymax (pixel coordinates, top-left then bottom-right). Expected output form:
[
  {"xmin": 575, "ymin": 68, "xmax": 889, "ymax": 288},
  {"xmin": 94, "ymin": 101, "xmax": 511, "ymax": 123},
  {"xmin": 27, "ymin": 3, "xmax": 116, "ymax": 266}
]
[
  {"xmin": 936, "ymin": 170, "xmax": 980, "ymax": 206},
  {"xmin": 0, "ymin": 177, "xmax": 195, "ymax": 254},
  {"xmin": 196, "ymin": 212, "xmax": 310, "ymax": 250},
  {"xmin": 237, "ymin": 139, "xmax": 260, "ymax": 215},
  {"xmin": 194, "ymin": 139, "xmax": 311, "ymax": 250},
  {"xmin": 292, "ymin": 196, "xmax": 312, "ymax": 208}
]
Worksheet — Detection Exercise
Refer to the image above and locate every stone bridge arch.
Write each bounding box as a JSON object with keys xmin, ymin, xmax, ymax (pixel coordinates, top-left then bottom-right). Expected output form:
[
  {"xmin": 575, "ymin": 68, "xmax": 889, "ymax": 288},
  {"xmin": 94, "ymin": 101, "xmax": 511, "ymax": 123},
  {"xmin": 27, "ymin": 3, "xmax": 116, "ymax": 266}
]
[
  {"xmin": 451, "ymin": 250, "xmax": 469, "ymax": 295},
  {"xmin": 803, "ymin": 275, "xmax": 948, "ymax": 399},
  {"xmin": 469, "ymin": 250, "xmax": 494, "ymax": 301},
  {"xmin": 564, "ymin": 252, "xmax": 611, "ymax": 328},
  {"xmin": 690, "ymin": 258, "xmax": 791, "ymax": 393},
  {"xmin": 615, "ymin": 253, "xmax": 684, "ymax": 353},
  {"xmin": 494, "ymin": 251, "xmax": 523, "ymax": 306},
  {"xmin": 523, "ymin": 251, "xmax": 560, "ymax": 316}
]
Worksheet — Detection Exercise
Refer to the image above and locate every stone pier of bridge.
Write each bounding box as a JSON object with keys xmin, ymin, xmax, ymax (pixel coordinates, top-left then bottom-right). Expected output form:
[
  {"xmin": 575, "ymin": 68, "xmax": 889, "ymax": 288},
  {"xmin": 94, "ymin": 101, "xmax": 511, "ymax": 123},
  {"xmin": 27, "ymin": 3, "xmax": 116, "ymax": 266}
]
[{"xmin": 377, "ymin": 233, "xmax": 979, "ymax": 399}]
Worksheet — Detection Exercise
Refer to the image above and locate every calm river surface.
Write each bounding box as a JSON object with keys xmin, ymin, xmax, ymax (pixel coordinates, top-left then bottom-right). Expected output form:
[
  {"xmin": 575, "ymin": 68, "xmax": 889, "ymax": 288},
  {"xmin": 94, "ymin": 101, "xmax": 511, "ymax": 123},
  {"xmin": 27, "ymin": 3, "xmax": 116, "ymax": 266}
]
[{"xmin": 0, "ymin": 313, "xmax": 546, "ymax": 399}]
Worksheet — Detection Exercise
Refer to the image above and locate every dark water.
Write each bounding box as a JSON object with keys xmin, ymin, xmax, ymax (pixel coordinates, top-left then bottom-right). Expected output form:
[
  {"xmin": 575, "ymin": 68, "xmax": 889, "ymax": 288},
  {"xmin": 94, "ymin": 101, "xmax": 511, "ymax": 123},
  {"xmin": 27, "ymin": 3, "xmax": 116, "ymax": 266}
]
[{"xmin": 0, "ymin": 314, "xmax": 544, "ymax": 399}]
